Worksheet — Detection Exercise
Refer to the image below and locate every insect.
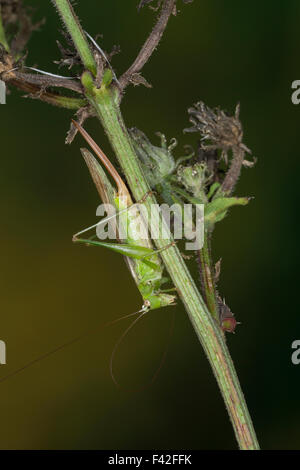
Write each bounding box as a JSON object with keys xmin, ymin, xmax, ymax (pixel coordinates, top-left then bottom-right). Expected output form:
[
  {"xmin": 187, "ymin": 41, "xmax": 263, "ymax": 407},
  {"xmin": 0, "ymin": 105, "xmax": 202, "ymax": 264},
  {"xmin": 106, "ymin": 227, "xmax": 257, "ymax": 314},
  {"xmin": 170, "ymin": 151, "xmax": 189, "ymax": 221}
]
[
  {"xmin": 72, "ymin": 120, "xmax": 177, "ymax": 314},
  {"xmin": 218, "ymin": 297, "xmax": 239, "ymax": 333},
  {"xmin": 0, "ymin": 123, "xmax": 177, "ymax": 387}
]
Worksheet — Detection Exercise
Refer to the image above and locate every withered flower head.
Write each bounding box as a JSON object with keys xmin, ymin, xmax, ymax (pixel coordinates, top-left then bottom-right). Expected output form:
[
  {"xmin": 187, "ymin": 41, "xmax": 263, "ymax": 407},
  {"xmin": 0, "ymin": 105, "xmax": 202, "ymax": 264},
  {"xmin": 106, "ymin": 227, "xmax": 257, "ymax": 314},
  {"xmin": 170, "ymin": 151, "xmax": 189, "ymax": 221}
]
[{"xmin": 184, "ymin": 102, "xmax": 250, "ymax": 161}]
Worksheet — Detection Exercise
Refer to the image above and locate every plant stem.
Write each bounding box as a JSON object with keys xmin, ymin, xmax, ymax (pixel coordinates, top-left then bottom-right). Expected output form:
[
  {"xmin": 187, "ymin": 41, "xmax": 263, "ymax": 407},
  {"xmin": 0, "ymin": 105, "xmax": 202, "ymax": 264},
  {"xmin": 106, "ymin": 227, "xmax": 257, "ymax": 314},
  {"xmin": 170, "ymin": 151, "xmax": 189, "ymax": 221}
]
[
  {"xmin": 119, "ymin": 0, "xmax": 175, "ymax": 91},
  {"xmin": 197, "ymin": 234, "xmax": 219, "ymax": 321},
  {"xmin": 10, "ymin": 79, "xmax": 86, "ymax": 109},
  {"xmin": 220, "ymin": 146, "xmax": 245, "ymax": 195},
  {"xmin": 52, "ymin": 0, "xmax": 96, "ymax": 75}
]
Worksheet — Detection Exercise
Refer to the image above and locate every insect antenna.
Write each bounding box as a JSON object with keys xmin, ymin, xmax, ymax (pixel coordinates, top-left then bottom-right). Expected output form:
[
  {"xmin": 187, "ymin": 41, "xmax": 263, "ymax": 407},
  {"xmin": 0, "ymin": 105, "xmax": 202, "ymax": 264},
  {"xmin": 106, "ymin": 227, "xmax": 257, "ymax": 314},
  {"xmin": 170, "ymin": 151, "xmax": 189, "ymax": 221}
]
[
  {"xmin": 109, "ymin": 307, "xmax": 175, "ymax": 391},
  {"xmin": 110, "ymin": 307, "xmax": 149, "ymax": 387},
  {"xmin": 22, "ymin": 66, "xmax": 78, "ymax": 80},
  {"xmin": 0, "ymin": 311, "xmax": 146, "ymax": 385},
  {"xmin": 72, "ymin": 205, "xmax": 129, "ymax": 241}
]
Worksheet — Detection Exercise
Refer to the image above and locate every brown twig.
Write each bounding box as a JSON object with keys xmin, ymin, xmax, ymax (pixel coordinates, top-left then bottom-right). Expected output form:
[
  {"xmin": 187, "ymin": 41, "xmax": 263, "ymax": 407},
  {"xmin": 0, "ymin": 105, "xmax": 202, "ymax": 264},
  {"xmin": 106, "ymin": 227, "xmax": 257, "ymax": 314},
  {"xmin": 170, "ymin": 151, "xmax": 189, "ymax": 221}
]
[
  {"xmin": 65, "ymin": 105, "xmax": 95, "ymax": 144},
  {"xmin": 221, "ymin": 146, "xmax": 245, "ymax": 195},
  {"xmin": 13, "ymin": 70, "xmax": 82, "ymax": 94},
  {"xmin": 119, "ymin": 0, "xmax": 176, "ymax": 91},
  {"xmin": 9, "ymin": 79, "xmax": 85, "ymax": 109}
]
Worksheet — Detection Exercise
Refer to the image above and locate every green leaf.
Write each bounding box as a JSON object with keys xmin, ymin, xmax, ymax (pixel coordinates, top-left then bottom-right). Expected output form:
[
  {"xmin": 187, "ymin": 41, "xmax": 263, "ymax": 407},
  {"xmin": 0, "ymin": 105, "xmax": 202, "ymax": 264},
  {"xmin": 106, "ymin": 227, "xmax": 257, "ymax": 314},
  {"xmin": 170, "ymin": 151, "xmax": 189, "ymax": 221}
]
[{"xmin": 205, "ymin": 196, "xmax": 250, "ymax": 228}]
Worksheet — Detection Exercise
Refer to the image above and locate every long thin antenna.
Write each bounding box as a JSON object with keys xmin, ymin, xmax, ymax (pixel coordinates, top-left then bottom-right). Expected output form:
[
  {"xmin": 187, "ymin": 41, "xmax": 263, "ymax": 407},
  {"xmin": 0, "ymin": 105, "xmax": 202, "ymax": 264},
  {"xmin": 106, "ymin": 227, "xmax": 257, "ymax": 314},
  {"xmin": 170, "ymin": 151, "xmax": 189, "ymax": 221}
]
[
  {"xmin": 72, "ymin": 206, "xmax": 129, "ymax": 240},
  {"xmin": 23, "ymin": 66, "xmax": 77, "ymax": 80},
  {"xmin": 109, "ymin": 308, "xmax": 175, "ymax": 391},
  {"xmin": 0, "ymin": 310, "xmax": 145, "ymax": 385},
  {"xmin": 110, "ymin": 307, "xmax": 149, "ymax": 387}
]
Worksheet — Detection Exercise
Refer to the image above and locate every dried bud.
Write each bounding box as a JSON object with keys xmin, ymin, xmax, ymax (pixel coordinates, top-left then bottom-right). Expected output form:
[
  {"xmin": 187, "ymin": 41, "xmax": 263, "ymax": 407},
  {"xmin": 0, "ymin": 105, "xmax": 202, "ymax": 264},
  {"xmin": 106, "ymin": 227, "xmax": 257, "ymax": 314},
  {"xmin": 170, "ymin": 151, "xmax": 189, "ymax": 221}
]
[{"xmin": 177, "ymin": 162, "xmax": 209, "ymax": 201}]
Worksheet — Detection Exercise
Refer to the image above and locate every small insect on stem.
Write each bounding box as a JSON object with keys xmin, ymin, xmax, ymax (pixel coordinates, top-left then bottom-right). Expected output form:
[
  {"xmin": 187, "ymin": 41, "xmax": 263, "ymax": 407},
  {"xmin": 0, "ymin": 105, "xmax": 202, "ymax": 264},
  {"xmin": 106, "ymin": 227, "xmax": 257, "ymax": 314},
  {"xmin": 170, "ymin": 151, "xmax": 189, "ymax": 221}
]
[{"xmin": 219, "ymin": 298, "xmax": 240, "ymax": 333}]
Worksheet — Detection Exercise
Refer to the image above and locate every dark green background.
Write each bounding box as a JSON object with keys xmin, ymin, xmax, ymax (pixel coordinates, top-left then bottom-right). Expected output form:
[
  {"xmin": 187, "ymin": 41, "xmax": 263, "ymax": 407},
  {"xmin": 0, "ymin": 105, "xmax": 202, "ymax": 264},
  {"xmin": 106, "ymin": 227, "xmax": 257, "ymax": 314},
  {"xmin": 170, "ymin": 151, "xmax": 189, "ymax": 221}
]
[{"xmin": 0, "ymin": 0, "xmax": 299, "ymax": 449}]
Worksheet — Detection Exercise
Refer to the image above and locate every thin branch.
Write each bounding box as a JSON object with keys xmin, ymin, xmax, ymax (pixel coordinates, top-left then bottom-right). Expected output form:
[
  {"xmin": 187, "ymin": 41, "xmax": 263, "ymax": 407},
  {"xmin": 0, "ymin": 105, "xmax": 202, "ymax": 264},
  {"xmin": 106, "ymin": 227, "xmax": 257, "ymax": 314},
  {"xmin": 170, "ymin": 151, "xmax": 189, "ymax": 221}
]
[
  {"xmin": 51, "ymin": 0, "xmax": 97, "ymax": 75},
  {"xmin": 196, "ymin": 236, "xmax": 219, "ymax": 322},
  {"xmin": 9, "ymin": 79, "xmax": 86, "ymax": 109},
  {"xmin": 13, "ymin": 70, "xmax": 82, "ymax": 93},
  {"xmin": 65, "ymin": 106, "xmax": 95, "ymax": 144},
  {"xmin": 220, "ymin": 146, "xmax": 245, "ymax": 195},
  {"xmin": 119, "ymin": 0, "xmax": 175, "ymax": 91}
]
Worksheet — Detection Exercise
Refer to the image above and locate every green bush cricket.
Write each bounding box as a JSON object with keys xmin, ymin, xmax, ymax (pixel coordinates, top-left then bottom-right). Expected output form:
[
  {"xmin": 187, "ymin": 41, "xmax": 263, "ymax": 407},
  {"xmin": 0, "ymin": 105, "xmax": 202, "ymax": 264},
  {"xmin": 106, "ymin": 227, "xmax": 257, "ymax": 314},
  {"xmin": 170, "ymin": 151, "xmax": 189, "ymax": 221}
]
[
  {"xmin": 0, "ymin": 123, "xmax": 177, "ymax": 387},
  {"xmin": 72, "ymin": 121, "xmax": 177, "ymax": 314}
]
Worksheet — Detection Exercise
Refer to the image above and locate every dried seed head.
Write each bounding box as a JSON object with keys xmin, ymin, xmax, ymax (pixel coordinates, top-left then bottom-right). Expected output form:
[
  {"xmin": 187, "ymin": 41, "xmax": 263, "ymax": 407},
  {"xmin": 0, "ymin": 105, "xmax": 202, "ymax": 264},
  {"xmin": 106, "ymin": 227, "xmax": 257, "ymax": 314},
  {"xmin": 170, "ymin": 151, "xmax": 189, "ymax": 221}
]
[{"xmin": 184, "ymin": 102, "xmax": 250, "ymax": 161}]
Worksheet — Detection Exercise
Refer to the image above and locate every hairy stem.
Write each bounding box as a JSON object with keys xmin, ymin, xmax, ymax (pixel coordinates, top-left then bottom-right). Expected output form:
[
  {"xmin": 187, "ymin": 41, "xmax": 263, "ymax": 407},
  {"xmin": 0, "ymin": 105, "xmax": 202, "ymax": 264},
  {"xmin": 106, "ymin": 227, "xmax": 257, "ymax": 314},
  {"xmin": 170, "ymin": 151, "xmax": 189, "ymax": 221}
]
[
  {"xmin": 221, "ymin": 147, "xmax": 245, "ymax": 195},
  {"xmin": 52, "ymin": 0, "xmax": 96, "ymax": 75},
  {"xmin": 119, "ymin": 0, "xmax": 175, "ymax": 90},
  {"xmin": 14, "ymin": 70, "xmax": 83, "ymax": 94},
  {"xmin": 197, "ymin": 234, "xmax": 219, "ymax": 321},
  {"xmin": 10, "ymin": 79, "xmax": 86, "ymax": 109}
]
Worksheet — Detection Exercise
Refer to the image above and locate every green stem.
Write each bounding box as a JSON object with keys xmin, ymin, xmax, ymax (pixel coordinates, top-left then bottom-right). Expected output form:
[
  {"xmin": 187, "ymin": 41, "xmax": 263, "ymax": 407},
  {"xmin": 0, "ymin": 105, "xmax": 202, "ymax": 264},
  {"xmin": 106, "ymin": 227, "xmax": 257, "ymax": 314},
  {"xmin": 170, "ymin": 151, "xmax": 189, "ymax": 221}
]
[
  {"xmin": 0, "ymin": 6, "xmax": 9, "ymax": 52},
  {"xmin": 52, "ymin": 0, "xmax": 96, "ymax": 75},
  {"xmin": 197, "ymin": 234, "xmax": 219, "ymax": 321},
  {"xmin": 83, "ymin": 79, "xmax": 259, "ymax": 450}
]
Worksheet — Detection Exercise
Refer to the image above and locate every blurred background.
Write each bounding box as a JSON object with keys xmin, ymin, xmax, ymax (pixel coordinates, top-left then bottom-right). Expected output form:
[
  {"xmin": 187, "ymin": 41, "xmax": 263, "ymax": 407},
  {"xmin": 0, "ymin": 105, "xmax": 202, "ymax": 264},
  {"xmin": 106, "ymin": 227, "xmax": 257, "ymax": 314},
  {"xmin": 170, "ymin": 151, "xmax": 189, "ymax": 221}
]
[{"xmin": 0, "ymin": 0, "xmax": 299, "ymax": 450}]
